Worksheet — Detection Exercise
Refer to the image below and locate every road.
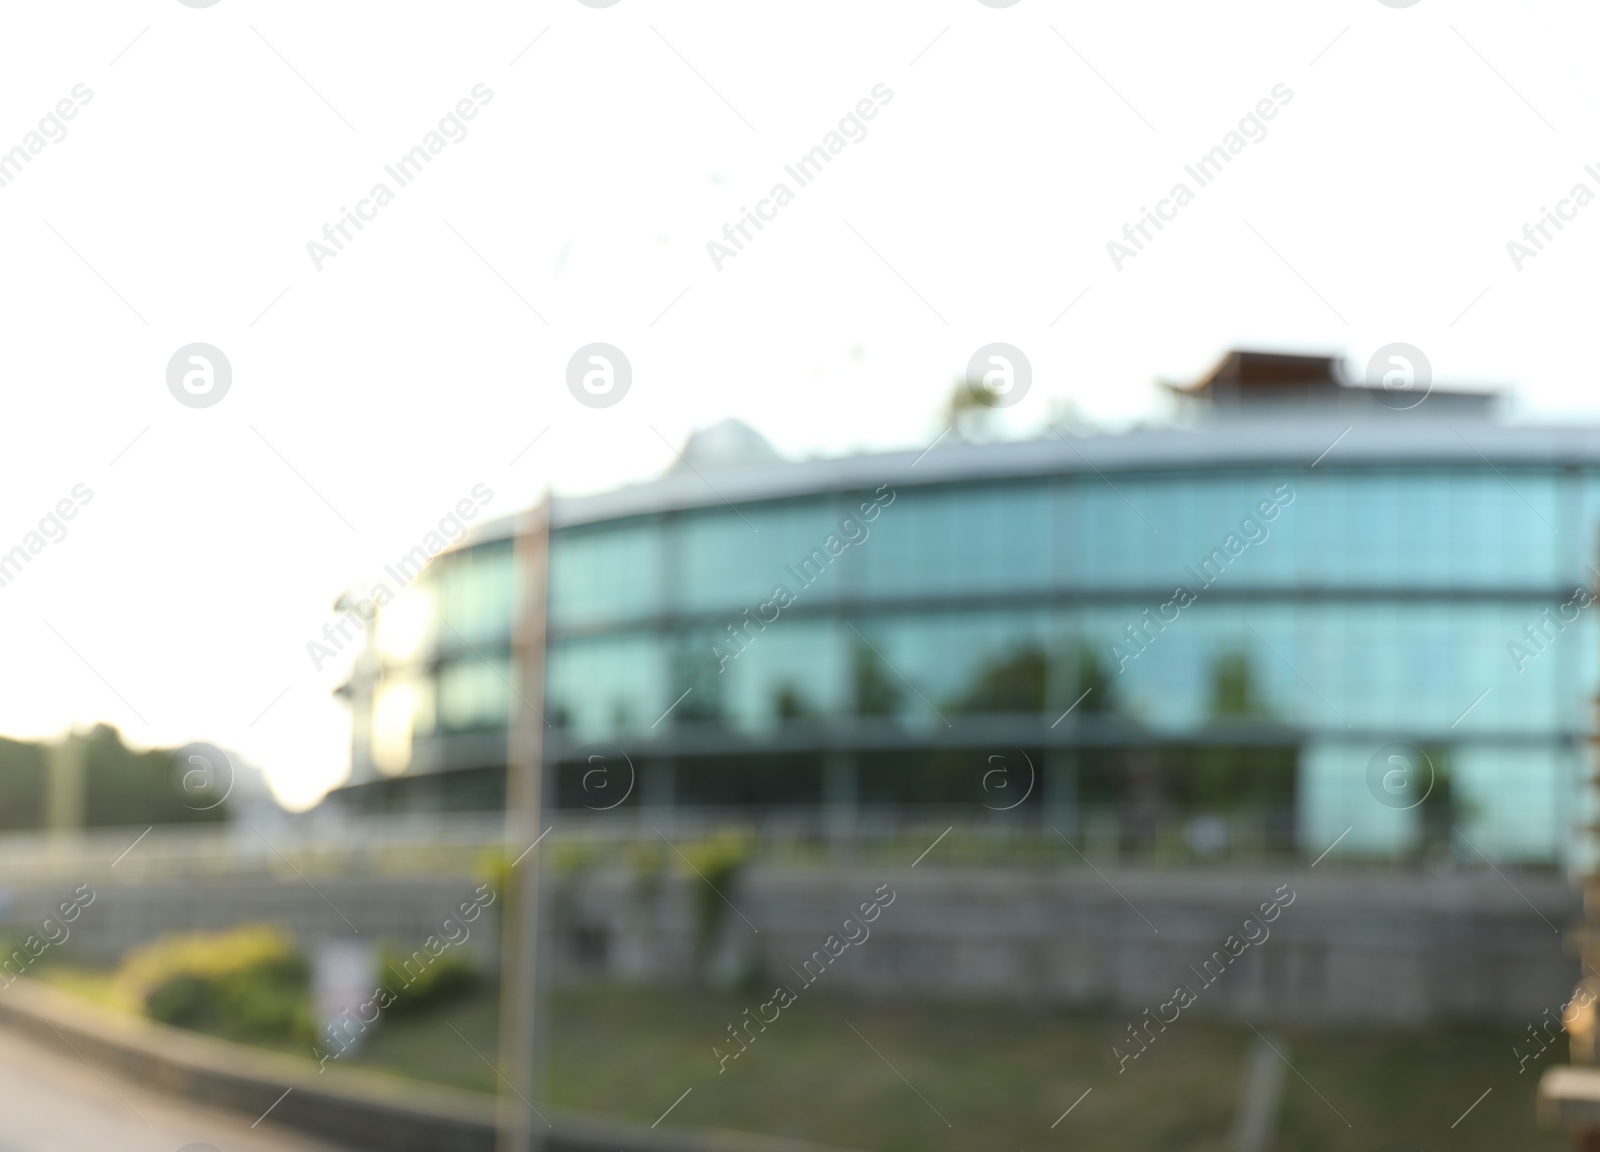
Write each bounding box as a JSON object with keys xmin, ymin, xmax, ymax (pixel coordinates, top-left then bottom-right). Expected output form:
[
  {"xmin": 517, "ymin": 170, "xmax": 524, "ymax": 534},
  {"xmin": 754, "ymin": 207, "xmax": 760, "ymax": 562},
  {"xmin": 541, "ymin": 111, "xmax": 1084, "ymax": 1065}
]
[{"xmin": 0, "ymin": 1024, "xmax": 346, "ymax": 1152}]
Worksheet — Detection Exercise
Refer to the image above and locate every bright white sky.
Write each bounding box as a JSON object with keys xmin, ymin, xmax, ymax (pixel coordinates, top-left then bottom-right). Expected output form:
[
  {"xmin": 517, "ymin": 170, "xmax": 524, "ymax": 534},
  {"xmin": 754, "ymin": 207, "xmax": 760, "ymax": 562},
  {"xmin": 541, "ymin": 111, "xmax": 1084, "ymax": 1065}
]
[{"xmin": 2, "ymin": 0, "xmax": 1597, "ymax": 809}]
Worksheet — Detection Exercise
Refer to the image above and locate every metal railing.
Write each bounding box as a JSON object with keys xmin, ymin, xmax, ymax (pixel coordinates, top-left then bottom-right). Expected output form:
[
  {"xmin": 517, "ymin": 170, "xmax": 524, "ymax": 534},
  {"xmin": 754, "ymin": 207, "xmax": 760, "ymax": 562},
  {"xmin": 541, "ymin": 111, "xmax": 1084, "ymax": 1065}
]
[{"xmin": 0, "ymin": 804, "xmax": 1305, "ymax": 884}]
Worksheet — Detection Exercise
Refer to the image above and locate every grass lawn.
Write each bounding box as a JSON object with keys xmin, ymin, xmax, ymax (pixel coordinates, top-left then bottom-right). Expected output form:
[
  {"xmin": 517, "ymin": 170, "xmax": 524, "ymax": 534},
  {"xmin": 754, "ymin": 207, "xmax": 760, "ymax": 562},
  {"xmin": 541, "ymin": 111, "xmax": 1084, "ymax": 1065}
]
[
  {"xmin": 31, "ymin": 964, "xmax": 1565, "ymax": 1151},
  {"xmin": 332, "ymin": 981, "xmax": 1563, "ymax": 1152}
]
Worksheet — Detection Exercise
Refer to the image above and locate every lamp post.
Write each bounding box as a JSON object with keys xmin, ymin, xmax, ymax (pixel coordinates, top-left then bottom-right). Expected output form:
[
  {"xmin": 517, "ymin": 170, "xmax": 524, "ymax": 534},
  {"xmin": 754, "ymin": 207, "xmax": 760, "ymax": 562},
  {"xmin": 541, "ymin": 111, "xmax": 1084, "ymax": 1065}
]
[
  {"xmin": 46, "ymin": 728, "xmax": 86, "ymax": 835},
  {"xmin": 497, "ymin": 496, "xmax": 550, "ymax": 1152}
]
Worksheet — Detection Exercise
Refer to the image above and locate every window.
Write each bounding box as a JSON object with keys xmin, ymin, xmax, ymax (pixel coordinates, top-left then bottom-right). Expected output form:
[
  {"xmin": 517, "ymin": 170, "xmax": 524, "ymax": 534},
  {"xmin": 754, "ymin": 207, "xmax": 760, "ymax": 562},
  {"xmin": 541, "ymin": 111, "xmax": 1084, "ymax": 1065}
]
[{"xmin": 437, "ymin": 658, "xmax": 512, "ymax": 731}]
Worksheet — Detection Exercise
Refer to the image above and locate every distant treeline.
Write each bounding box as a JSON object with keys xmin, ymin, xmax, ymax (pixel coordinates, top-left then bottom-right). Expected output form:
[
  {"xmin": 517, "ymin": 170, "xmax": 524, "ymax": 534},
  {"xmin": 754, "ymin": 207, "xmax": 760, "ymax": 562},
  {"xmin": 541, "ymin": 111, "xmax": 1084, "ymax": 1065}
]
[{"xmin": 0, "ymin": 725, "xmax": 227, "ymax": 831}]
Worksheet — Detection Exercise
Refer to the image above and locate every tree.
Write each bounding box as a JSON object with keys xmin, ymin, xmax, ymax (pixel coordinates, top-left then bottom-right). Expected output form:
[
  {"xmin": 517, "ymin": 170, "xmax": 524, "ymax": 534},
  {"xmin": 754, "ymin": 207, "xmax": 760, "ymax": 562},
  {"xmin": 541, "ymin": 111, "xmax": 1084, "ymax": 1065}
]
[
  {"xmin": 1208, "ymin": 651, "xmax": 1262, "ymax": 717},
  {"xmin": 83, "ymin": 725, "xmax": 228, "ymax": 827},
  {"xmin": 953, "ymin": 646, "xmax": 1049, "ymax": 713},
  {"xmin": 0, "ymin": 725, "xmax": 230, "ymax": 830},
  {"xmin": 853, "ymin": 643, "xmax": 903, "ymax": 717},
  {"xmin": 942, "ymin": 376, "xmax": 1004, "ymax": 442}
]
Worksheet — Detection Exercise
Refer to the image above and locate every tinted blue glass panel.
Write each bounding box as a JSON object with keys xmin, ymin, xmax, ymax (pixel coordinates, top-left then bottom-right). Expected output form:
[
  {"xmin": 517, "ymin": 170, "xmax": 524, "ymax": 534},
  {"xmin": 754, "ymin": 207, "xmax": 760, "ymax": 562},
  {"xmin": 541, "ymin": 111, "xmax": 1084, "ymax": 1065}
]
[
  {"xmin": 435, "ymin": 543, "xmax": 515, "ymax": 647},
  {"xmin": 720, "ymin": 620, "xmax": 848, "ymax": 732},
  {"xmin": 676, "ymin": 501, "xmax": 849, "ymax": 615},
  {"xmin": 549, "ymin": 522, "xmax": 662, "ymax": 630},
  {"xmin": 547, "ymin": 632, "xmax": 666, "ymax": 741},
  {"xmin": 858, "ymin": 483, "xmax": 1051, "ymax": 599}
]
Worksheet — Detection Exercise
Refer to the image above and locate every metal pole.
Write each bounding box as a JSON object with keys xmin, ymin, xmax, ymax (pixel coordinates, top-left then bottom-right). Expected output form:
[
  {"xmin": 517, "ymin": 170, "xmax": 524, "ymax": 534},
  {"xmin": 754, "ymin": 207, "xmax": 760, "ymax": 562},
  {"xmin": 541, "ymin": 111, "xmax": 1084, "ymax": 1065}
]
[
  {"xmin": 46, "ymin": 729, "xmax": 86, "ymax": 836},
  {"xmin": 497, "ymin": 497, "xmax": 549, "ymax": 1152}
]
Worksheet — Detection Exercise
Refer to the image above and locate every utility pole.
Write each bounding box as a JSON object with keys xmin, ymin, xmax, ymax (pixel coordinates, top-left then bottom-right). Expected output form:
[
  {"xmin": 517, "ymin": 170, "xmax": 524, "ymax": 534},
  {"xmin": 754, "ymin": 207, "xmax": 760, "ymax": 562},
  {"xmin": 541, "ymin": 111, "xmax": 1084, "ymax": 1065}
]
[
  {"xmin": 46, "ymin": 729, "xmax": 86, "ymax": 835},
  {"xmin": 497, "ymin": 497, "xmax": 550, "ymax": 1152}
]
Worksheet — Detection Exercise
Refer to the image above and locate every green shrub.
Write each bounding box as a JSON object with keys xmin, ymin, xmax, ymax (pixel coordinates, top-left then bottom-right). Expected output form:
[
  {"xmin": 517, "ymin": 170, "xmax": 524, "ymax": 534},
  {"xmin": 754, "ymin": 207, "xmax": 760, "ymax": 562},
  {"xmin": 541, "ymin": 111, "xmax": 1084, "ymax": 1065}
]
[
  {"xmin": 680, "ymin": 831, "xmax": 753, "ymax": 964},
  {"xmin": 474, "ymin": 847, "xmax": 509, "ymax": 904},
  {"xmin": 380, "ymin": 946, "xmax": 477, "ymax": 1016},
  {"xmin": 115, "ymin": 925, "xmax": 312, "ymax": 1042}
]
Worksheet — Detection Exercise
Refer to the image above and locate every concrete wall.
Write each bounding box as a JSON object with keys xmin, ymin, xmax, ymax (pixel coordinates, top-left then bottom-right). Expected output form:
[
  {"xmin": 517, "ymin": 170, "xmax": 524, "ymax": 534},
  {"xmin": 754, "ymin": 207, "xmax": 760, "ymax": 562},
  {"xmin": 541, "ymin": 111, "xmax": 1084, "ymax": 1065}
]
[
  {"xmin": 0, "ymin": 874, "xmax": 498, "ymax": 968},
  {"xmin": 544, "ymin": 865, "xmax": 1582, "ymax": 1024},
  {"xmin": 0, "ymin": 864, "xmax": 1578, "ymax": 1024}
]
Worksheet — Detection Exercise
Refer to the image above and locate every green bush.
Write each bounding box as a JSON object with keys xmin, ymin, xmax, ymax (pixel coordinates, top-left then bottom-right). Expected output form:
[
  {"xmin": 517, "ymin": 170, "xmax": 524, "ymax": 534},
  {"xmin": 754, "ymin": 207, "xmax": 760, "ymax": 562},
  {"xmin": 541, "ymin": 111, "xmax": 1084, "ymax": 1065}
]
[
  {"xmin": 380, "ymin": 946, "xmax": 477, "ymax": 1016},
  {"xmin": 116, "ymin": 925, "xmax": 312, "ymax": 1042},
  {"xmin": 679, "ymin": 831, "xmax": 753, "ymax": 965}
]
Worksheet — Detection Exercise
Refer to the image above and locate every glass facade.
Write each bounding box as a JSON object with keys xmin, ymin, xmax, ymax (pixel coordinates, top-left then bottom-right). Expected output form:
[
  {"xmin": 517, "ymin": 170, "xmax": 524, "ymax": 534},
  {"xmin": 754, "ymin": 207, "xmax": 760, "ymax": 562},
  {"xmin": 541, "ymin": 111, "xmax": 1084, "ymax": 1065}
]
[{"xmin": 341, "ymin": 444, "xmax": 1599, "ymax": 866}]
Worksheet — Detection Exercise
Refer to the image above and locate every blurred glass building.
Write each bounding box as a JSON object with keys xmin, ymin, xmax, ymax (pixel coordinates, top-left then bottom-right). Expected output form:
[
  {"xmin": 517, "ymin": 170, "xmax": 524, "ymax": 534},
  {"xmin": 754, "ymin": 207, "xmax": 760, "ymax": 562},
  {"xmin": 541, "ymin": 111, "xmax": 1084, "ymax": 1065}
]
[{"xmin": 332, "ymin": 351, "xmax": 1600, "ymax": 866}]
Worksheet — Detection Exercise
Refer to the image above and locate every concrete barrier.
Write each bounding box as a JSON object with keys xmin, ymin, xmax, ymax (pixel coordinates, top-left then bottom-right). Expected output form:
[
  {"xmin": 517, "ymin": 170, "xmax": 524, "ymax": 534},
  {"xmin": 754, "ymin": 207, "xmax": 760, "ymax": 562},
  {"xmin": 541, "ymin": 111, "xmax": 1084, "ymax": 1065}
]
[
  {"xmin": 554, "ymin": 865, "xmax": 1581, "ymax": 1024},
  {"xmin": 0, "ymin": 978, "xmax": 855, "ymax": 1152},
  {"xmin": 0, "ymin": 863, "xmax": 1578, "ymax": 1024}
]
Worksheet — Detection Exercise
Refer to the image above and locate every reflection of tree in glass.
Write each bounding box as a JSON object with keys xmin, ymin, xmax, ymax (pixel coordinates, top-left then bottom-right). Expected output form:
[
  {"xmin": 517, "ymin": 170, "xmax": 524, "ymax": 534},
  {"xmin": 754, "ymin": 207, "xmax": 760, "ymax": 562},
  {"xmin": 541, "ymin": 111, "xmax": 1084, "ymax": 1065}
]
[
  {"xmin": 609, "ymin": 700, "xmax": 634, "ymax": 732},
  {"xmin": 1065, "ymin": 643, "xmax": 1116, "ymax": 715},
  {"xmin": 772, "ymin": 682, "xmax": 812, "ymax": 722},
  {"xmin": 1208, "ymin": 650, "xmax": 1264, "ymax": 718},
  {"xmin": 1197, "ymin": 653, "xmax": 1291, "ymax": 810},
  {"xmin": 953, "ymin": 645, "xmax": 1048, "ymax": 713},
  {"xmin": 852, "ymin": 643, "xmax": 902, "ymax": 717},
  {"xmin": 672, "ymin": 634, "xmax": 724, "ymax": 723},
  {"xmin": 1416, "ymin": 745, "xmax": 1463, "ymax": 856}
]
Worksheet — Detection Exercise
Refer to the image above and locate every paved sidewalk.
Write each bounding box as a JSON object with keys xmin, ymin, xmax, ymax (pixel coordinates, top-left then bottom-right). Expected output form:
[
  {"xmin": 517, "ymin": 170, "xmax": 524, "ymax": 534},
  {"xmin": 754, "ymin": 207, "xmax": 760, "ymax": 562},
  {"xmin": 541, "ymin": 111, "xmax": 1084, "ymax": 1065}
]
[{"xmin": 0, "ymin": 1023, "xmax": 347, "ymax": 1152}]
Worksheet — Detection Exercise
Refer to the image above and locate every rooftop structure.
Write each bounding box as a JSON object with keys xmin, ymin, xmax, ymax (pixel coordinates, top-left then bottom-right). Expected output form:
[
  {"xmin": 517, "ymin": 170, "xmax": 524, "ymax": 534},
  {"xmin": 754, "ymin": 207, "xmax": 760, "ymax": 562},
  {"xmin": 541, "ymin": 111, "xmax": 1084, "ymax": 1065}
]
[{"xmin": 330, "ymin": 350, "xmax": 1596, "ymax": 868}]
